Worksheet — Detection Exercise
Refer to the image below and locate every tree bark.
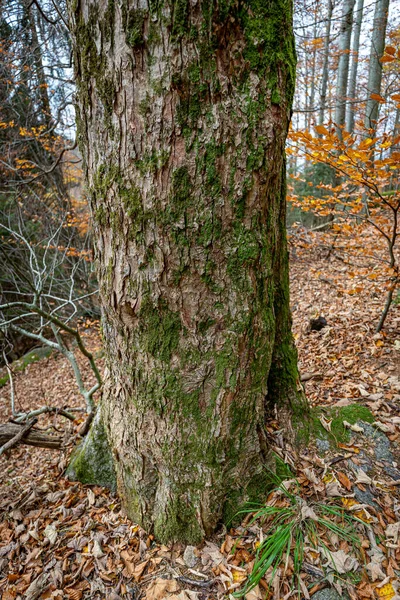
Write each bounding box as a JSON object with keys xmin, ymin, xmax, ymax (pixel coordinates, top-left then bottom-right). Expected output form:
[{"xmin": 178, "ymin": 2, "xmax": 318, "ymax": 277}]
[
  {"xmin": 345, "ymin": 0, "xmax": 364, "ymax": 133},
  {"xmin": 364, "ymin": 0, "xmax": 390, "ymax": 134},
  {"xmin": 334, "ymin": 0, "xmax": 355, "ymax": 139},
  {"xmin": 68, "ymin": 0, "xmax": 308, "ymax": 543},
  {"xmin": 318, "ymin": 0, "xmax": 333, "ymax": 127}
]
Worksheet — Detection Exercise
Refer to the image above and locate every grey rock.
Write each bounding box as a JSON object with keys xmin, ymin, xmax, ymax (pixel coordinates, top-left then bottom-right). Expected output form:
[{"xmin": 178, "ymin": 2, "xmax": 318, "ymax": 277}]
[
  {"xmin": 316, "ymin": 439, "xmax": 330, "ymax": 453},
  {"xmin": 361, "ymin": 423, "xmax": 393, "ymax": 462},
  {"xmin": 353, "ymin": 486, "xmax": 379, "ymax": 510},
  {"xmin": 311, "ymin": 588, "xmax": 349, "ymax": 600},
  {"xmin": 183, "ymin": 545, "xmax": 198, "ymax": 568}
]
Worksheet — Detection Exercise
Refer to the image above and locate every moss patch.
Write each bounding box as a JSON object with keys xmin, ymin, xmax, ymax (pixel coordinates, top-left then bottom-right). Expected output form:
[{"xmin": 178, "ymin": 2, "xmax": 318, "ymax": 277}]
[
  {"xmin": 0, "ymin": 346, "xmax": 53, "ymax": 388},
  {"xmin": 311, "ymin": 404, "xmax": 374, "ymax": 446},
  {"xmin": 66, "ymin": 409, "xmax": 116, "ymax": 490}
]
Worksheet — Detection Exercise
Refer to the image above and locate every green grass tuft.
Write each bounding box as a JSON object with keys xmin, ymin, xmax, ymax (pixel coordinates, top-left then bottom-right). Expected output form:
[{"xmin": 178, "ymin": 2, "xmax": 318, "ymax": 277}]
[{"xmin": 233, "ymin": 479, "xmax": 363, "ymax": 597}]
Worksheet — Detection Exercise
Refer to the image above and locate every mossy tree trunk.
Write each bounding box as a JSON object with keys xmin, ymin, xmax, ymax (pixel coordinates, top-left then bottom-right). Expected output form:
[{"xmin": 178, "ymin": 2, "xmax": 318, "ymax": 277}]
[{"xmin": 68, "ymin": 0, "xmax": 308, "ymax": 543}]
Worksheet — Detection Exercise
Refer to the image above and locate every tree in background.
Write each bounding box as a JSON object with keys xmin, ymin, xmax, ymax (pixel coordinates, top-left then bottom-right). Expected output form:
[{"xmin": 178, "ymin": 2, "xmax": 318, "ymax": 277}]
[
  {"xmin": 0, "ymin": 0, "xmax": 97, "ymax": 360},
  {"xmin": 364, "ymin": 0, "xmax": 391, "ymax": 135},
  {"xmin": 334, "ymin": 0, "xmax": 355, "ymax": 138}
]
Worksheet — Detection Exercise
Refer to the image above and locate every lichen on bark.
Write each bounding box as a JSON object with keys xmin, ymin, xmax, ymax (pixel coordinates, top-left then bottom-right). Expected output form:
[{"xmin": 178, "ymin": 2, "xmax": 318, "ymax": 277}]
[{"xmin": 67, "ymin": 0, "xmax": 308, "ymax": 543}]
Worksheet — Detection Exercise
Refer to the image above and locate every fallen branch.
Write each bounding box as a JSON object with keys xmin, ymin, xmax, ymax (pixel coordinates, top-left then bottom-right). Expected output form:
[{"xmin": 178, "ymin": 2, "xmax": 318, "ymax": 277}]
[
  {"xmin": 176, "ymin": 576, "xmax": 215, "ymax": 588},
  {"xmin": 300, "ymin": 372, "xmax": 323, "ymax": 382},
  {"xmin": 78, "ymin": 409, "xmax": 95, "ymax": 437},
  {"xmin": 0, "ymin": 422, "xmax": 62, "ymax": 450},
  {"xmin": 0, "ymin": 418, "xmax": 38, "ymax": 456},
  {"xmin": 14, "ymin": 406, "xmax": 76, "ymax": 423}
]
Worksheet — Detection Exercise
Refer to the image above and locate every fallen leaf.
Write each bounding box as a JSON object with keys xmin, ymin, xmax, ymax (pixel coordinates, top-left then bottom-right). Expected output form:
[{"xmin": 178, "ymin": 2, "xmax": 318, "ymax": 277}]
[
  {"xmin": 366, "ymin": 549, "xmax": 386, "ymax": 581},
  {"xmin": 337, "ymin": 472, "xmax": 353, "ymax": 491},
  {"xmin": 319, "ymin": 415, "xmax": 332, "ymax": 432},
  {"xmin": 44, "ymin": 524, "xmax": 58, "ymax": 545},
  {"xmin": 92, "ymin": 539, "xmax": 104, "ymax": 559},
  {"xmin": 321, "ymin": 548, "xmax": 359, "ymax": 574},
  {"xmin": 355, "ymin": 470, "xmax": 372, "ymax": 485},
  {"xmin": 145, "ymin": 578, "xmax": 179, "ymax": 600},
  {"xmin": 343, "ymin": 421, "xmax": 364, "ymax": 433}
]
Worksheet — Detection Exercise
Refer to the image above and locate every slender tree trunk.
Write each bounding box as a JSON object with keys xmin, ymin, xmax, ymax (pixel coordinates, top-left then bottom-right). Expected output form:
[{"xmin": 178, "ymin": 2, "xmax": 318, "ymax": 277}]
[
  {"xmin": 364, "ymin": 0, "xmax": 390, "ymax": 133},
  {"xmin": 68, "ymin": 0, "xmax": 308, "ymax": 543},
  {"xmin": 345, "ymin": 0, "xmax": 364, "ymax": 133},
  {"xmin": 334, "ymin": 0, "xmax": 355, "ymax": 139},
  {"xmin": 309, "ymin": 6, "xmax": 319, "ymax": 129},
  {"xmin": 304, "ymin": 37, "xmax": 310, "ymax": 129},
  {"xmin": 28, "ymin": 4, "xmax": 52, "ymax": 129},
  {"xmin": 318, "ymin": 0, "xmax": 333, "ymax": 127}
]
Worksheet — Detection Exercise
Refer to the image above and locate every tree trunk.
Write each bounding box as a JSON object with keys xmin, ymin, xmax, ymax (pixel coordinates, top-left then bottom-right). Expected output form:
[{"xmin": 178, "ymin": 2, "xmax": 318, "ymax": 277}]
[
  {"xmin": 318, "ymin": 0, "xmax": 333, "ymax": 127},
  {"xmin": 364, "ymin": 0, "xmax": 390, "ymax": 133},
  {"xmin": 345, "ymin": 0, "xmax": 364, "ymax": 133},
  {"xmin": 334, "ymin": 0, "xmax": 355, "ymax": 139},
  {"xmin": 28, "ymin": 4, "xmax": 52, "ymax": 129},
  {"xmin": 68, "ymin": 0, "xmax": 308, "ymax": 543},
  {"xmin": 308, "ymin": 2, "xmax": 320, "ymax": 129}
]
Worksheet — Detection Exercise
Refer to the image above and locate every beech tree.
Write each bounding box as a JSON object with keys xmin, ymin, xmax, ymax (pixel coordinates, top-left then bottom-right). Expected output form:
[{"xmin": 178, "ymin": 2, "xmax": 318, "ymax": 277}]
[
  {"xmin": 334, "ymin": 0, "xmax": 355, "ymax": 138},
  {"xmin": 67, "ymin": 0, "xmax": 308, "ymax": 543},
  {"xmin": 364, "ymin": 0, "xmax": 390, "ymax": 134},
  {"xmin": 345, "ymin": 0, "xmax": 364, "ymax": 133}
]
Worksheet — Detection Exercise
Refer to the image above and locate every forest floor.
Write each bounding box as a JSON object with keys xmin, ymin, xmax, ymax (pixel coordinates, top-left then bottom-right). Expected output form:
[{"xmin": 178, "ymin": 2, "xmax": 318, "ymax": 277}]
[{"xmin": 0, "ymin": 228, "xmax": 399, "ymax": 600}]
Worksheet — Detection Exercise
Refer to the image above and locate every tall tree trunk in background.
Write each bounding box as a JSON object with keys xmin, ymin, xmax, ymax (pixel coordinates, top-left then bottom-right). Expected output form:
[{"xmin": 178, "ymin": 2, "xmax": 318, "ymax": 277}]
[
  {"xmin": 304, "ymin": 33, "xmax": 310, "ymax": 129},
  {"xmin": 345, "ymin": 0, "xmax": 364, "ymax": 133},
  {"xmin": 68, "ymin": 0, "xmax": 308, "ymax": 543},
  {"xmin": 318, "ymin": 0, "xmax": 333, "ymax": 127},
  {"xmin": 334, "ymin": 0, "xmax": 355, "ymax": 139},
  {"xmin": 28, "ymin": 4, "xmax": 52, "ymax": 129},
  {"xmin": 364, "ymin": 0, "xmax": 390, "ymax": 134},
  {"xmin": 309, "ymin": 2, "xmax": 320, "ymax": 129},
  {"xmin": 391, "ymin": 107, "xmax": 400, "ymax": 154}
]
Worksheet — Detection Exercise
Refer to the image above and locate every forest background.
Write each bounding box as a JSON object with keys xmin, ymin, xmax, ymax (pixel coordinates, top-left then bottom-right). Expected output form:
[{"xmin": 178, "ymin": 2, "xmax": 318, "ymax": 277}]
[{"xmin": 0, "ymin": 0, "xmax": 400, "ymax": 599}]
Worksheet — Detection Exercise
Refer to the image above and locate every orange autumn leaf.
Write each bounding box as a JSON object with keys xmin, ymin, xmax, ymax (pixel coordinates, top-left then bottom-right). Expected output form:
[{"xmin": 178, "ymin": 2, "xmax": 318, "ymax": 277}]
[{"xmin": 337, "ymin": 472, "xmax": 353, "ymax": 491}]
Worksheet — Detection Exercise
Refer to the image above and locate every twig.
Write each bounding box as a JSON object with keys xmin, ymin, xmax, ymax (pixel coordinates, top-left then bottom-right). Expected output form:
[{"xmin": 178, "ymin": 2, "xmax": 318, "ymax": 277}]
[
  {"xmin": 78, "ymin": 410, "xmax": 96, "ymax": 437},
  {"xmin": 176, "ymin": 576, "xmax": 215, "ymax": 588},
  {"xmin": 14, "ymin": 406, "xmax": 76, "ymax": 423},
  {"xmin": 0, "ymin": 417, "xmax": 37, "ymax": 456},
  {"xmin": 2, "ymin": 350, "xmax": 16, "ymax": 416}
]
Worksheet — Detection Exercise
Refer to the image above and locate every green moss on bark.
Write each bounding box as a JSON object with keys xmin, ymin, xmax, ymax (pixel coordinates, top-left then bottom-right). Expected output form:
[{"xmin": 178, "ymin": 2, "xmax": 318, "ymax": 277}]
[
  {"xmin": 139, "ymin": 298, "xmax": 182, "ymax": 362},
  {"xmin": 66, "ymin": 409, "xmax": 116, "ymax": 490}
]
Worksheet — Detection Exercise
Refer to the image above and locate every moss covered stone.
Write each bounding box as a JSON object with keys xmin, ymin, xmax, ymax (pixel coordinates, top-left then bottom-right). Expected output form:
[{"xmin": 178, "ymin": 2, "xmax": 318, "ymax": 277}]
[
  {"xmin": 66, "ymin": 408, "xmax": 116, "ymax": 490},
  {"xmin": 308, "ymin": 404, "xmax": 374, "ymax": 447}
]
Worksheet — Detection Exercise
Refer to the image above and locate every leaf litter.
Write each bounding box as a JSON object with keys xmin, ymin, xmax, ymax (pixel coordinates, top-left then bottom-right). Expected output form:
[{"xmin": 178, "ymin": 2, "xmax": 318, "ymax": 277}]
[{"xmin": 0, "ymin": 232, "xmax": 400, "ymax": 599}]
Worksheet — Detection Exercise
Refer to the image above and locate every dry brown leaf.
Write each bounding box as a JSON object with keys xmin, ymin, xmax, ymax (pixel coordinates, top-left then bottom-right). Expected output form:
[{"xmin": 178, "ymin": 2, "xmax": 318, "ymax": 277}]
[
  {"xmin": 321, "ymin": 548, "xmax": 359, "ymax": 574},
  {"xmin": 1, "ymin": 591, "xmax": 17, "ymax": 600},
  {"xmin": 133, "ymin": 559, "xmax": 149, "ymax": 582},
  {"xmin": 366, "ymin": 550, "xmax": 386, "ymax": 581},
  {"xmin": 65, "ymin": 589, "xmax": 83, "ymax": 600},
  {"xmin": 145, "ymin": 578, "xmax": 179, "ymax": 600},
  {"xmin": 343, "ymin": 421, "xmax": 364, "ymax": 433},
  {"xmin": 337, "ymin": 471, "xmax": 353, "ymax": 491},
  {"xmin": 325, "ymin": 481, "xmax": 343, "ymax": 497},
  {"xmin": 355, "ymin": 470, "xmax": 372, "ymax": 485},
  {"xmin": 170, "ymin": 591, "xmax": 200, "ymax": 600},
  {"xmin": 319, "ymin": 415, "xmax": 332, "ymax": 432}
]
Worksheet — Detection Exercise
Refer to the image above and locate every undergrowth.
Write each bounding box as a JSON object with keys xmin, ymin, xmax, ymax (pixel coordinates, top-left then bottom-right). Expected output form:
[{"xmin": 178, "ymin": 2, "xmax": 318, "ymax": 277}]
[{"xmin": 234, "ymin": 477, "xmax": 364, "ymax": 597}]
